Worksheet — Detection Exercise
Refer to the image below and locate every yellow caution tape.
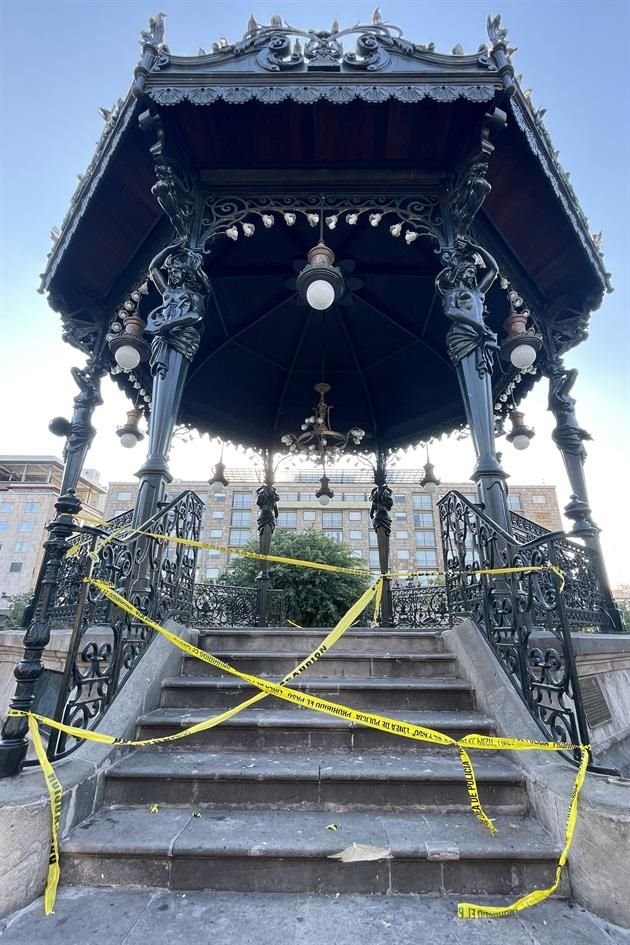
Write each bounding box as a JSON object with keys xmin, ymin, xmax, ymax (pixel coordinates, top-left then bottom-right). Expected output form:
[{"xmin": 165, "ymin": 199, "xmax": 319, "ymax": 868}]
[
  {"xmin": 457, "ymin": 745, "xmax": 589, "ymax": 918},
  {"xmin": 27, "ymin": 714, "xmax": 61, "ymax": 915}
]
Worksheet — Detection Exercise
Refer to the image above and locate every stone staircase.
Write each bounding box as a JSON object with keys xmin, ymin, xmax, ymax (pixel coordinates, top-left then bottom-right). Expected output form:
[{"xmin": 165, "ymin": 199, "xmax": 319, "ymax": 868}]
[{"xmin": 60, "ymin": 626, "xmax": 566, "ymax": 899}]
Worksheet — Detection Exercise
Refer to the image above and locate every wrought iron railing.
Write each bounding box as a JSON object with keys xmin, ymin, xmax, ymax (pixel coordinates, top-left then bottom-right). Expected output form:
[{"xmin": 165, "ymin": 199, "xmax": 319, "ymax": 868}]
[
  {"xmin": 192, "ymin": 582, "xmax": 287, "ymax": 628},
  {"xmin": 391, "ymin": 583, "xmax": 450, "ymax": 628},
  {"xmin": 439, "ymin": 490, "xmax": 592, "ymax": 761},
  {"xmin": 42, "ymin": 490, "xmax": 203, "ymax": 761},
  {"xmin": 510, "ymin": 511, "xmax": 622, "ymax": 632}
]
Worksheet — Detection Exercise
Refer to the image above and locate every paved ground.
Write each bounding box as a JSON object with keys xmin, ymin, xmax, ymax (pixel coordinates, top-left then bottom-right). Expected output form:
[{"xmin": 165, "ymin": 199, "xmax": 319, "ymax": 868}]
[{"xmin": 1, "ymin": 889, "xmax": 628, "ymax": 945}]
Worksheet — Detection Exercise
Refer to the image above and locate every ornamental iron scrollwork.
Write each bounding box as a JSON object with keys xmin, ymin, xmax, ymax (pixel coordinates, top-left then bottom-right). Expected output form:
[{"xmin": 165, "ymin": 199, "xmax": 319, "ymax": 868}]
[
  {"xmin": 42, "ymin": 490, "xmax": 203, "ymax": 761},
  {"xmin": 438, "ymin": 490, "xmax": 593, "ymax": 763},
  {"xmin": 199, "ymin": 192, "xmax": 444, "ymax": 252},
  {"xmin": 391, "ymin": 583, "xmax": 450, "ymax": 629},
  {"xmin": 192, "ymin": 583, "xmax": 287, "ymax": 628}
]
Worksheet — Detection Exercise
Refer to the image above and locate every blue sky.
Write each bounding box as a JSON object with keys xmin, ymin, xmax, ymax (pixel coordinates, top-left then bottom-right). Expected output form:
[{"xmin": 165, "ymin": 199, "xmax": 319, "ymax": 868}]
[{"xmin": 0, "ymin": 0, "xmax": 629, "ymax": 582}]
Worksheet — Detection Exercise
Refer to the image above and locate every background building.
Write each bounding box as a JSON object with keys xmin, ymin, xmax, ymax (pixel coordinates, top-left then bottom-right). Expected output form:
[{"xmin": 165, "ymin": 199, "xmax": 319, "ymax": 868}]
[
  {"xmin": 0, "ymin": 457, "xmax": 106, "ymax": 602},
  {"xmin": 103, "ymin": 469, "xmax": 562, "ymax": 584}
]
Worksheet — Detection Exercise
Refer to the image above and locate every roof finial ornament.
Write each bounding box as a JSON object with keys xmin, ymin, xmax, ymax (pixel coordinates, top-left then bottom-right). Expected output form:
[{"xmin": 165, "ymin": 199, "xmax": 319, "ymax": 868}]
[
  {"xmin": 452, "ymin": 43, "xmax": 464, "ymax": 55},
  {"xmin": 486, "ymin": 14, "xmax": 508, "ymax": 49},
  {"xmin": 270, "ymin": 14, "xmax": 283, "ymax": 29},
  {"xmin": 247, "ymin": 14, "xmax": 259, "ymax": 33},
  {"xmin": 140, "ymin": 11, "xmax": 166, "ymax": 48},
  {"xmin": 372, "ymin": 7, "xmax": 383, "ymax": 25}
]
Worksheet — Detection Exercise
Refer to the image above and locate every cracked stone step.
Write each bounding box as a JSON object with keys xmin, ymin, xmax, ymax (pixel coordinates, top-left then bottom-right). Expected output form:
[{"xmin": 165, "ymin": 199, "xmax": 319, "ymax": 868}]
[
  {"xmin": 135, "ymin": 707, "xmax": 496, "ymax": 751},
  {"xmin": 61, "ymin": 807, "xmax": 566, "ymax": 896},
  {"xmin": 159, "ymin": 676, "xmax": 476, "ymax": 711},
  {"xmin": 104, "ymin": 749, "xmax": 528, "ymax": 813},
  {"xmin": 196, "ymin": 628, "xmax": 445, "ymax": 656},
  {"xmin": 181, "ymin": 651, "xmax": 457, "ymax": 679}
]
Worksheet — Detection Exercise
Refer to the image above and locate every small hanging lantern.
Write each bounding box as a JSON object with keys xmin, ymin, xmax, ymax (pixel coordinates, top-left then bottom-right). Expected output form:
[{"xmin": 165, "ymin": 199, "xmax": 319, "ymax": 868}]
[
  {"xmin": 109, "ymin": 312, "xmax": 148, "ymax": 372},
  {"xmin": 296, "ymin": 241, "xmax": 345, "ymax": 311},
  {"xmin": 419, "ymin": 445, "xmax": 440, "ymax": 494},
  {"xmin": 506, "ymin": 409, "xmax": 535, "ymax": 450},
  {"xmin": 500, "ymin": 309, "xmax": 542, "ymax": 371},
  {"xmin": 315, "ymin": 473, "xmax": 335, "ymax": 506},
  {"xmin": 208, "ymin": 457, "xmax": 229, "ymax": 494},
  {"xmin": 116, "ymin": 408, "xmax": 144, "ymax": 448}
]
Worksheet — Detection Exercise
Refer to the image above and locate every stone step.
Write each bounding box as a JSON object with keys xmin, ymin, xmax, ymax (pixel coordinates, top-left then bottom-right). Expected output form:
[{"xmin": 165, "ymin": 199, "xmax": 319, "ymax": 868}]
[
  {"xmin": 61, "ymin": 807, "xmax": 566, "ymax": 897},
  {"xmin": 196, "ymin": 628, "xmax": 445, "ymax": 656},
  {"xmin": 2, "ymin": 889, "xmax": 622, "ymax": 945},
  {"xmin": 160, "ymin": 676, "xmax": 475, "ymax": 712},
  {"xmin": 181, "ymin": 651, "xmax": 457, "ymax": 679},
  {"xmin": 135, "ymin": 708, "xmax": 496, "ymax": 751},
  {"xmin": 104, "ymin": 749, "xmax": 528, "ymax": 813}
]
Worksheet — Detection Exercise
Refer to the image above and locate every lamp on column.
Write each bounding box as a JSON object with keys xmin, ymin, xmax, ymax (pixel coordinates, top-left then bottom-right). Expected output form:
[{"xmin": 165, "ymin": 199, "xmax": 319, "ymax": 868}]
[
  {"xmin": 116, "ymin": 408, "xmax": 144, "ymax": 448},
  {"xmin": 500, "ymin": 309, "xmax": 542, "ymax": 371},
  {"xmin": 506, "ymin": 409, "xmax": 535, "ymax": 450},
  {"xmin": 419, "ymin": 445, "xmax": 440, "ymax": 494},
  {"xmin": 109, "ymin": 311, "xmax": 149, "ymax": 372}
]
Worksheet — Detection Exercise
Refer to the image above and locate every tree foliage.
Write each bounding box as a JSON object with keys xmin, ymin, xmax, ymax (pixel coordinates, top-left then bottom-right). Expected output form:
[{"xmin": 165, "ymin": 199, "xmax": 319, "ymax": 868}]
[
  {"xmin": 223, "ymin": 528, "xmax": 371, "ymax": 627},
  {"xmin": 4, "ymin": 592, "xmax": 33, "ymax": 628}
]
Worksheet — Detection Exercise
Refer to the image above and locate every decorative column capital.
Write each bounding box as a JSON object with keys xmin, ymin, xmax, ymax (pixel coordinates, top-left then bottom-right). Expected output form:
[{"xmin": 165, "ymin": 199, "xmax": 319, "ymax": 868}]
[
  {"xmin": 436, "ymin": 241, "xmax": 499, "ymax": 378},
  {"xmin": 256, "ymin": 483, "xmax": 279, "ymax": 535}
]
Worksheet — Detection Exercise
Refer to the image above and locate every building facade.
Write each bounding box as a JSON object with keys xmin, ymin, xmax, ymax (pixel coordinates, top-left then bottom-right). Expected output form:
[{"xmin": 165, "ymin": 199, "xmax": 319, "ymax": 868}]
[
  {"xmin": 103, "ymin": 469, "xmax": 562, "ymax": 584},
  {"xmin": 0, "ymin": 457, "xmax": 106, "ymax": 601}
]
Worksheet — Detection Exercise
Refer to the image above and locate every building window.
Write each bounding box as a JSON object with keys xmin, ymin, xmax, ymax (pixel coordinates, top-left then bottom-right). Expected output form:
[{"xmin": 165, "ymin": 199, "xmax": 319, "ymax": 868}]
[
  {"xmin": 412, "ymin": 494, "xmax": 432, "ymax": 509},
  {"xmin": 212, "ymin": 510, "xmax": 225, "ymax": 519},
  {"xmin": 117, "ymin": 491, "xmax": 132, "ymax": 501},
  {"xmin": 415, "ymin": 530, "xmax": 436, "ymax": 547},
  {"xmin": 508, "ymin": 495, "xmax": 523, "ymax": 511},
  {"xmin": 207, "ymin": 549, "xmax": 221, "ymax": 558},
  {"xmin": 393, "ymin": 494, "xmax": 406, "ymax": 504},
  {"xmin": 19, "ymin": 522, "xmax": 33, "ymax": 533},
  {"xmin": 24, "ymin": 502, "xmax": 39, "ymax": 513},
  {"xmin": 205, "ymin": 567, "xmax": 219, "ymax": 580},
  {"xmin": 532, "ymin": 495, "xmax": 547, "ymax": 505},
  {"xmin": 231, "ymin": 510, "xmax": 251, "ymax": 527},
  {"xmin": 351, "ymin": 549, "xmax": 364, "ymax": 559},
  {"xmin": 323, "ymin": 529, "xmax": 343, "ymax": 542},
  {"xmin": 213, "ymin": 492, "xmax": 226, "ymax": 502},
  {"xmin": 413, "ymin": 511, "xmax": 433, "ymax": 528},
  {"xmin": 394, "ymin": 511, "xmax": 407, "ymax": 520},
  {"xmin": 277, "ymin": 511, "xmax": 297, "ymax": 528},
  {"xmin": 9, "ymin": 562, "xmax": 23, "ymax": 573},
  {"xmin": 0, "ymin": 522, "xmax": 8, "ymax": 533},
  {"xmin": 279, "ymin": 492, "xmax": 298, "ymax": 502},
  {"xmin": 368, "ymin": 550, "xmax": 380, "ymax": 568},
  {"xmin": 15, "ymin": 541, "xmax": 30, "ymax": 552},
  {"xmin": 232, "ymin": 492, "xmax": 253, "ymax": 509},
  {"xmin": 349, "ymin": 530, "xmax": 363, "ymax": 540},
  {"xmin": 343, "ymin": 493, "xmax": 366, "ymax": 502},
  {"xmin": 303, "ymin": 511, "xmax": 317, "ymax": 521},
  {"xmin": 0, "ymin": 503, "xmax": 15, "ymax": 514},
  {"xmin": 397, "ymin": 549, "xmax": 410, "ymax": 560},
  {"xmin": 368, "ymin": 531, "xmax": 377, "ymax": 547},
  {"xmin": 229, "ymin": 529, "xmax": 251, "ymax": 546},
  {"xmin": 415, "ymin": 549, "xmax": 437, "ymax": 568},
  {"xmin": 348, "ymin": 511, "xmax": 363, "ymax": 522},
  {"xmin": 322, "ymin": 512, "xmax": 343, "ymax": 528},
  {"xmin": 395, "ymin": 530, "xmax": 408, "ymax": 540},
  {"xmin": 209, "ymin": 528, "xmax": 223, "ymax": 538}
]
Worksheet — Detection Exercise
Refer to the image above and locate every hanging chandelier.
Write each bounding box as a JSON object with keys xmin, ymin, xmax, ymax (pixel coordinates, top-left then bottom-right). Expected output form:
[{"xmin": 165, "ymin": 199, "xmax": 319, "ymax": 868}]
[{"xmin": 280, "ymin": 382, "xmax": 365, "ymax": 459}]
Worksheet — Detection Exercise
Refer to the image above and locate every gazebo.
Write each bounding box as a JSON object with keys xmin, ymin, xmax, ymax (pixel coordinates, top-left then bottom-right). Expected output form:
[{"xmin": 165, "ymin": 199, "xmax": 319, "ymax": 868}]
[{"xmin": 0, "ymin": 11, "xmax": 621, "ymax": 777}]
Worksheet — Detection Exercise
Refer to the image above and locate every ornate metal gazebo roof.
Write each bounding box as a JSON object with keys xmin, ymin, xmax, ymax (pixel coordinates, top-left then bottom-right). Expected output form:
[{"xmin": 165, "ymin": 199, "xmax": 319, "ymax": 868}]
[{"xmin": 41, "ymin": 11, "xmax": 609, "ymax": 453}]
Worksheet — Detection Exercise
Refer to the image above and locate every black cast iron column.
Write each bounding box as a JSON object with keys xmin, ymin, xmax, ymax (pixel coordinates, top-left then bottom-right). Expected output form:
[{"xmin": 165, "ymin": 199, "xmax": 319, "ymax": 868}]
[
  {"xmin": 133, "ymin": 242, "xmax": 208, "ymax": 527},
  {"xmin": 436, "ymin": 241, "xmax": 511, "ymax": 534},
  {"xmin": 370, "ymin": 451, "xmax": 394, "ymax": 627},
  {"xmin": 0, "ymin": 354, "xmax": 106, "ymax": 777},
  {"xmin": 255, "ymin": 452, "xmax": 279, "ymax": 627},
  {"xmin": 543, "ymin": 349, "xmax": 623, "ymax": 631}
]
